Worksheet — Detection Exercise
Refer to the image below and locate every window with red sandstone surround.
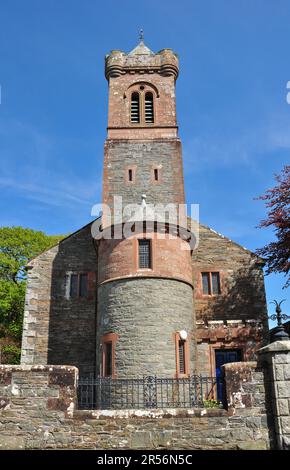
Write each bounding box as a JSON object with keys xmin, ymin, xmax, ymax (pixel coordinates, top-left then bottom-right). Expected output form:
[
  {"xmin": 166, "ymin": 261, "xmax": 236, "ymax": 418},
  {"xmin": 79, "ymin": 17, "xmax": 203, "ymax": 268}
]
[
  {"xmin": 101, "ymin": 333, "xmax": 118, "ymax": 377},
  {"xmin": 151, "ymin": 166, "xmax": 161, "ymax": 184},
  {"xmin": 130, "ymin": 85, "xmax": 156, "ymax": 125},
  {"xmin": 201, "ymin": 272, "xmax": 221, "ymax": 295},
  {"xmin": 178, "ymin": 340, "xmax": 186, "ymax": 374},
  {"xmin": 125, "ymin": 166, "xmax": 136, "ymax": 184},
  {"xmin": 175, "ymin": 332, "xmax": 190, "ymax": 377},
  {"xmin": 104, "ymin": 342, "xmax": 112, "ymax": 376},
  {"xmin": 138, "ymin": 239, "xmax": 152, "ymax": 269}
]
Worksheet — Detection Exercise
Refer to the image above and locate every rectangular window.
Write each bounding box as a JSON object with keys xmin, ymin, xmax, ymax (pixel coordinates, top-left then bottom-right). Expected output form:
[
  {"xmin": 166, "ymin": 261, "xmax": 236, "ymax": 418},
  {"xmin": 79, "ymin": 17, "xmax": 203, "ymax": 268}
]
[
  {"xmin": 202, "ymin": 272, "xmax": 210, "ymax": 295},
  {"xmin": 104, "ymin": 342, "xmax": 113, "ymax": 376},
  {"xmin": 70, "ymin": 274, "xmax": 78, "ymax": 298},
  {"xmin": 154, "ymin": 168, "xmax": 159, "ymax": 181},
  {"xmin": 175, "ymin": 333, "xmax": 189, "ymax": 377},
  {"xmin": 138, "ymin": 239, "xmax": 151, "ymax": 269},
  {"xmin": 79, "ymin": 273, "xmax": 88, "ymax": 297},
  {"xmin": 211, "ymin": 272, "xmax": 221, "ymax": 295},
  {"xmin": 178, "ymin": 341, "xmax": 186, "ymax": 374},
  {"xmin": 69, "ymin": 273, "xmax": 88, "ymax": 298},
  {"xmin": 201, "ymin": 272, "xmax": 221, "ymax": 295},
  {"xmin": 101, "ymin": 333, "xmax": 118, "ymax": 378},
  {"xmin": 128, "ymin": 169, "xmax": 133, "ymax": 182}
]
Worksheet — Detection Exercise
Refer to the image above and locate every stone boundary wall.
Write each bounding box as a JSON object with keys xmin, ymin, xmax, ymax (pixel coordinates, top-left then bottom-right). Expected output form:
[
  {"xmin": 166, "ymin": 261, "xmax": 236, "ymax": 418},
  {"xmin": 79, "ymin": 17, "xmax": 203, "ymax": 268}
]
[
  {"xmin": 258, "ymin": 340, "xmax": 290, "ymax": 450},
  {"xmin": 222, "ymin": 361, "xmax": 266, "ymax": 410},
  {"xmin": 0, "ymin": 365, "xmax": 271, "ymax": 450}
]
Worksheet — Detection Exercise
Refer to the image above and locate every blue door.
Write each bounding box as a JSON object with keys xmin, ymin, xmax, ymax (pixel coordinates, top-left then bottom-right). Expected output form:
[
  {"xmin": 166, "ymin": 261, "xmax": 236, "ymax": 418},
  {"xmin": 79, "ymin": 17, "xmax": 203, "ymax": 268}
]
[{"xmin": 215, "ymin": 349, "xmax": 242, "ymax": 400}]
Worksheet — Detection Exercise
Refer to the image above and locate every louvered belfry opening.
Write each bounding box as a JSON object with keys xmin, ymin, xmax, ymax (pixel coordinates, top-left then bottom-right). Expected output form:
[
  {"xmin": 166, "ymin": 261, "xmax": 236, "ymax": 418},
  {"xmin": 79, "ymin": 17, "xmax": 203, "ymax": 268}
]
[
  {"xmin": 131, "ymin": 92, "xmax": 140, "ymax": 123},
  {"xmin": 145, "ymin": 92, "xmax": 154, "ymax": 123}
]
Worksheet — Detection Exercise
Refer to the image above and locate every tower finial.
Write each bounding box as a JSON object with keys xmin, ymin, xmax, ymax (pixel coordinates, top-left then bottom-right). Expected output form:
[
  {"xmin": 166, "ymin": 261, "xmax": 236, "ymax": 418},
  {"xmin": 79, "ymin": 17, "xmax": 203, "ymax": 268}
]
[{"xmin": 139, "ymin": 28, "xmax": 144, "ymax": 43}]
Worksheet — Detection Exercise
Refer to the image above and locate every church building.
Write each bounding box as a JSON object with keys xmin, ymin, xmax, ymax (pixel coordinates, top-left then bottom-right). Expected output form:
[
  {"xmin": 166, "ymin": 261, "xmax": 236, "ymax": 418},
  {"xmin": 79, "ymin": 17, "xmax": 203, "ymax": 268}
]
[{"xmin": 21, "ymin": 38, "xmax": 269, "ymax": 382}]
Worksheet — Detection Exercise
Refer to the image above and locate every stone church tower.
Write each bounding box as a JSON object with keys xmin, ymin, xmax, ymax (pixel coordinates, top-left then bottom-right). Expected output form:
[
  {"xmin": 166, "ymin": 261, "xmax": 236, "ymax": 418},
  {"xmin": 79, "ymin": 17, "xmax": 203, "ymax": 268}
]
[
  {"xmin": 21, "ymin": 38, "xmax": 269, "ymax": 381},
  {"xmin": 96, "ymin": 39, "xmax": 195, "ymax": 378}
]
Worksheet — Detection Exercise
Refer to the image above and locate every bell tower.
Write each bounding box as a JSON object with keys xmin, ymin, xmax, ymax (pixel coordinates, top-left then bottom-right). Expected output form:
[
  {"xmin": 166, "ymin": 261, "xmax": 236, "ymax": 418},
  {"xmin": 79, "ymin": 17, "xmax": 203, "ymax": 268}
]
[
  {"xmin": 103, "ymin": 36, "xmax": 185, "ymax": 212},
  {"xmin": 96, "ymin": 36, "xmax": 196, "ymax": 379}
]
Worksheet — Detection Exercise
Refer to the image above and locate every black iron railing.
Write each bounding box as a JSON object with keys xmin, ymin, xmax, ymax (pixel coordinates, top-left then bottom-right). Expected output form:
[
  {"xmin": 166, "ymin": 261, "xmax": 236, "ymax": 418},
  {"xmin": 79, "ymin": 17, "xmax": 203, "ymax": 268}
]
[{"xmin": 77, "ymin": 375, "xmax": 224, "ymax": 410}]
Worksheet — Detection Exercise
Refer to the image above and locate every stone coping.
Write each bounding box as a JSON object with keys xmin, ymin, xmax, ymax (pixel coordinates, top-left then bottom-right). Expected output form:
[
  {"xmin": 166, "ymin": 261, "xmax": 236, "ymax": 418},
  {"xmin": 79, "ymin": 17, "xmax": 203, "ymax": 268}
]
[
  {"xmin": 74, "ymin": 408, "xmax": 228, "ymax": 420},
  {"xmin": 0, "ymin": 364, "xmax": 78, "ymax": 372},
  {"xmin": 258, "ymin": 340, "xmax": 290, "ymax": 354},
  {"xmin": 98, "ymin": 274, "xmax": 194, "ymax": 289},
  {"xmin": 196, "ymin": 320, "xmax": 262, "ymax": 327},
  {"xmin": 222, "ymin": 361, "xmax": 258, "ymax": 371}
]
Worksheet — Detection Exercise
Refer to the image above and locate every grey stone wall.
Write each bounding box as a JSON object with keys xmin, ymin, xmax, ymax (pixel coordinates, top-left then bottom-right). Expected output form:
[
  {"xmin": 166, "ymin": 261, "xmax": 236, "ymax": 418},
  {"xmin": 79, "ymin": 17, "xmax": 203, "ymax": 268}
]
[
  {"xmin": 97, "ymin": 278, "xmax": 195, "ymax": 378},
  {"xmin": 21, "ymin": 224, "xmax": 97, "ymax": 377},
  {"xmin": 258, "ymin": 340, "xmax": 290, "ymax": 450},
  {"xmin": 0, "ymin": 365, "xmax": 271, "ymax": 450},
  {"xmin": 21, "ymin": 245, "xmax": 58, "ymax": 365},
  {"xmin": 103, "ymin": 139, "xmax": 185, "ymax": 211},
  {"xmin": 191, "ymin": 223, "xmax": 268, "ymax": 374},
  {"xmin": 192, "ymin": 223, "xmax": 268, "ymax": 325}
]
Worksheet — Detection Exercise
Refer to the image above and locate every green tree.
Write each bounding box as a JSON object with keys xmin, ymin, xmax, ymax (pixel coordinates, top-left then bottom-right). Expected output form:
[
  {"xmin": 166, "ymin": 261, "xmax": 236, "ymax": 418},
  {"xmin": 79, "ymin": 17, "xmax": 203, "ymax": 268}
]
[{"xmin": 0, "ymin": 227, "xmax": 64, "ymax": 363}]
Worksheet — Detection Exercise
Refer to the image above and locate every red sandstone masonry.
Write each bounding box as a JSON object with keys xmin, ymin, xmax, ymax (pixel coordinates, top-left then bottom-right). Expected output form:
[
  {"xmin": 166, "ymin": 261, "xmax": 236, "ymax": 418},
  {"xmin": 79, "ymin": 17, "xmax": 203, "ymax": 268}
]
[
  {"xmin": 107, "ymin": 74, "xmax": 177, "ymax": 136},
  {"xmin": 98, "ymin": 231, "xmax": 193, "ymax": 286},
  {"xmin": 196, "ymin": 322, "xmax": 264, "ymax": 377}
]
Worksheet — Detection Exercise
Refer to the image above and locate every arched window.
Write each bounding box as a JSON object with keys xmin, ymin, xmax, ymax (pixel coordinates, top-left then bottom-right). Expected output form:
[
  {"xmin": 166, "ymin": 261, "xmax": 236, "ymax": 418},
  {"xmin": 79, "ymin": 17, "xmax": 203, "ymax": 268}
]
[
  {"xmin": 131, "ymin": 92, "xmax": 140, "ymax": 123},
  {"xmin": 145, "ymin": 92, "xmax": 154, "ymax": 123},
  {"xmin": 128, "ymin": 85, "xmax": 156, "ymax": 125}
]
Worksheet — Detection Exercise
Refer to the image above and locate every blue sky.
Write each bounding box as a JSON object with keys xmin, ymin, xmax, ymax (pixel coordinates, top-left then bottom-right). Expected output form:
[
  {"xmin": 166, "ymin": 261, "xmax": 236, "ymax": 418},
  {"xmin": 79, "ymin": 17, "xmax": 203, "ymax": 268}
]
[{"xmin": 0, "ymin": 0, "xmax": 289, "ymax": 323}]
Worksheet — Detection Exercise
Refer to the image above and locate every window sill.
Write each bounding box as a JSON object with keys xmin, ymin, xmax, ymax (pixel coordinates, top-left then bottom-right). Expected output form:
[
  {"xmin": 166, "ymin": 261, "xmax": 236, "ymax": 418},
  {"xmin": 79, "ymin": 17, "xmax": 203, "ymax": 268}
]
[
  {"xmin": 176, "ymin": 373, "xmax": 190, "ymax": 379},
  {"xmin": 200, "ymin": 294, "xmax": 222, "ymax": 298},
  {"xmin": 129, "ymin": 123, "xmax": 155, "ymax": 127},
  {"xmin": 67, "ymin": 297, "xmax": 90, "ymax": 301}
]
